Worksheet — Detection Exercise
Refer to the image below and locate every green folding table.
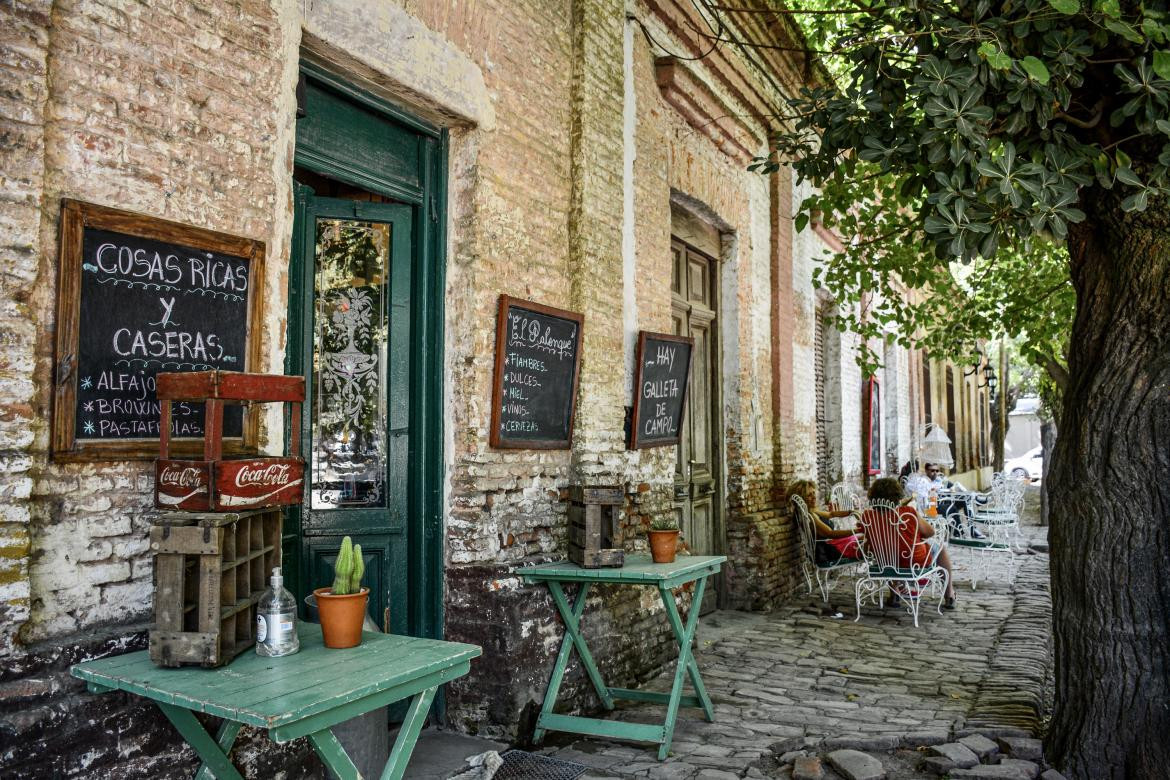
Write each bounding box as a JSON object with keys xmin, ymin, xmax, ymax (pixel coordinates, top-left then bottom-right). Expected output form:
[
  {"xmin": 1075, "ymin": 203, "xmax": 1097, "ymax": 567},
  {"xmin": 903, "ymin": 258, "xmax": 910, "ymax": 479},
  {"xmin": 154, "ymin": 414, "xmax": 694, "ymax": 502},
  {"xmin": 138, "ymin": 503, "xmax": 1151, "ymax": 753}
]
[
  {"xmin": 523, "ymin": 554, "xmax": 726, "ymax": 760},
  {"xmin": 70, "ymin": 623, "xmax": 480, "ymax": 780}
]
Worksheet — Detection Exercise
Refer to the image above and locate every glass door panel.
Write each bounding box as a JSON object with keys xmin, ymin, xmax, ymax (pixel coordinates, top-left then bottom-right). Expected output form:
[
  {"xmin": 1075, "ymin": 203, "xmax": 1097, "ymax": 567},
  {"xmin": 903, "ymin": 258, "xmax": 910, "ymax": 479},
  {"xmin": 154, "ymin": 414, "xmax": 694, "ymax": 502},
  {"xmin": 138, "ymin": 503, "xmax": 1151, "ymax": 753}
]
[{"xmin": 310, "ymin": 218, "xmax": 390, "ymax": 510}]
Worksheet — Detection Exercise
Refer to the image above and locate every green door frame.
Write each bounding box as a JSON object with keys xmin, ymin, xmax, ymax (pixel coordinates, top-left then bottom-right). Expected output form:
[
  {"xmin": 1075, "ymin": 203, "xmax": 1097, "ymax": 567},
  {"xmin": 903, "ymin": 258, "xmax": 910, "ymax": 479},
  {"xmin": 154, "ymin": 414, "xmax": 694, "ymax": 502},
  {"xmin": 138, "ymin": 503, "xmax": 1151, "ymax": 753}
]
[{"xmin": 286, "ymin": 62, "xmax": 447, "ymax": 649}]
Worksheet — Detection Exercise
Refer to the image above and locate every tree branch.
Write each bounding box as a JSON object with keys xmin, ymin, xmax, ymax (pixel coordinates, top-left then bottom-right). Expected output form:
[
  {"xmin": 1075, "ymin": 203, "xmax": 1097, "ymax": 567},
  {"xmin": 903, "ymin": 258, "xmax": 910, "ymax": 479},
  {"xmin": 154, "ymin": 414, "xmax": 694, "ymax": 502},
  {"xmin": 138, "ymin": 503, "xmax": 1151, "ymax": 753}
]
[
  {"xmin": 707, "ymin": 5, "xmax": 878, "ymax": 14},
  {"xmin": 1037, "ymin": 352, "xmax": 1070, "ymax": 392},
  {"xmin": 1055, "ymin": 108, "xmax": 1103, "ymax": 130}
]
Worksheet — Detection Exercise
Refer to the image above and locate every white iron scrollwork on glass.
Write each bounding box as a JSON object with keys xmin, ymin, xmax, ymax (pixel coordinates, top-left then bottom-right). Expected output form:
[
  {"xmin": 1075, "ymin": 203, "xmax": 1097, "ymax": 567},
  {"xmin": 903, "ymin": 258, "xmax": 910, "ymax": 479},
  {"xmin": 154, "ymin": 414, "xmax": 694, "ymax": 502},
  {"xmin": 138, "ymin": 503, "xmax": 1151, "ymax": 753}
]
[{"xmin": 310, "ymin": 219, "xmax": 390, "ymax": 509}]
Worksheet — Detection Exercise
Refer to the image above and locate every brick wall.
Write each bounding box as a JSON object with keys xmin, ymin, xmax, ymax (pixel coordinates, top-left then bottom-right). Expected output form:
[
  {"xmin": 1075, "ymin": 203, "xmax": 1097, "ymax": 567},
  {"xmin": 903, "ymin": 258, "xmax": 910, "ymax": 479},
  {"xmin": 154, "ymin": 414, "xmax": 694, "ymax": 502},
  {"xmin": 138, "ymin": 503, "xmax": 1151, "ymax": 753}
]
[
  {"xmin": 0, "ymin": 0, "xmax": 48, "ymax": 661},
  {"xmin": 0, "ymin": 0, "xmax": 925, "ymax": 774},
  {"xmin": 1, "ymin": 0, "xmax": 300, "ymax": 775}
]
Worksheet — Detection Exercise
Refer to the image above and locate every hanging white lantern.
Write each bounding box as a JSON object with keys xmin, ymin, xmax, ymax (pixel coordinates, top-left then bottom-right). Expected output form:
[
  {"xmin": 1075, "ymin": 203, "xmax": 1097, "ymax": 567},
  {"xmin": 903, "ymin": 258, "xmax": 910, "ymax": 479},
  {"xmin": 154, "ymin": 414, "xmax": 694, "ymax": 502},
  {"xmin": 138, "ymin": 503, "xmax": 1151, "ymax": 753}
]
[{"xmin": 918, "ymin": 423, "xmax": 954, "ymax": 468}]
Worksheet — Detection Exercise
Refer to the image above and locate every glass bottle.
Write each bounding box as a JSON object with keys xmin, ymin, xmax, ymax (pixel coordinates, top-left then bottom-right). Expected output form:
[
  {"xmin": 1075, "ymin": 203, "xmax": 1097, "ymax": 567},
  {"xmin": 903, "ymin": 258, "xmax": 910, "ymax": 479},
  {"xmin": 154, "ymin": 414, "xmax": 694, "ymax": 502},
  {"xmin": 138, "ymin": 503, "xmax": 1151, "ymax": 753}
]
[{"xmin": 256, "ymin": 567, "xmax": 300, "ymax": 657}]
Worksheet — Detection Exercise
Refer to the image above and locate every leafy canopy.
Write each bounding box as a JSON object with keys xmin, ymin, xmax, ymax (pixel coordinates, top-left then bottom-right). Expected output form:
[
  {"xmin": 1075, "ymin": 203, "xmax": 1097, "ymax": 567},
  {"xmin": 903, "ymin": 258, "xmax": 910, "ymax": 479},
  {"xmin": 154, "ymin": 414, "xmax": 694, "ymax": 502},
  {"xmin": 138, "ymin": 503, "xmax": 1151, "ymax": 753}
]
[{"xmin": 754, "ymin": 0, "xmax": 1169, "ymax": 379}]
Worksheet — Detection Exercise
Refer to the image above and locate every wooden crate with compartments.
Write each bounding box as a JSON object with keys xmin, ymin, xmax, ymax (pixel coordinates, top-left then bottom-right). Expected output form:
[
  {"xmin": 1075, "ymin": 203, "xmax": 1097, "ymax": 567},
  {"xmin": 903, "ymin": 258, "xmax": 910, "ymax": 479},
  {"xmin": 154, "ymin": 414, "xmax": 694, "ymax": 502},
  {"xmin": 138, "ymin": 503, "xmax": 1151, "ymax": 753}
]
[{"xmin": 148, "ymin": 508, "xmax": 282, "ymax": 667}]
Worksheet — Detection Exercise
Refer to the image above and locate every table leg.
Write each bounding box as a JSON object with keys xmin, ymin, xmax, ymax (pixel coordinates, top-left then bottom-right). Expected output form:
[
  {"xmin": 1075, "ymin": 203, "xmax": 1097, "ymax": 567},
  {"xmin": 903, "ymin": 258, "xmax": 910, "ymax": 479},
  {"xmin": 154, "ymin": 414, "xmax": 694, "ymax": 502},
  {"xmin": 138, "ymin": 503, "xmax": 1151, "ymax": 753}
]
[
  {"xmin": 194, "ymin": 720, "xmax": 243, "ymax": 780},
  {"xmin": 303, "ymin": 685, "xmax": 437, "ymax": 780},
  {"xmin": 307, "ymin": 729, "xmax": 361, "ymax": 780},
  {"xmin": 656, "ymin": 576, "xmax": 710, "ymax": 760},
  {"xmin": 533, "ymin": 581, "xmax": 613, "ymax": 745},
  {"xmin": 380, "ymin": 685, "xmax": 437, "ymax": 780},
  {"xmin": 156, "ymin": 703, "xmax": 244, "ymax": 780}
]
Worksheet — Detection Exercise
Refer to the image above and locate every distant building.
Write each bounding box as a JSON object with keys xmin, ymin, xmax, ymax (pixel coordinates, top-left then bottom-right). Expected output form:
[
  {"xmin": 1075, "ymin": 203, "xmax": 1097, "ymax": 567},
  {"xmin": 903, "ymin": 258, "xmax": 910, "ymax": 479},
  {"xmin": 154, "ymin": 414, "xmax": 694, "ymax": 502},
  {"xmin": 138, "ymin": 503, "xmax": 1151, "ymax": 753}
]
[{"xmin": 1006, "ymin": 396, "xmax": 1044, "ymax": 458}]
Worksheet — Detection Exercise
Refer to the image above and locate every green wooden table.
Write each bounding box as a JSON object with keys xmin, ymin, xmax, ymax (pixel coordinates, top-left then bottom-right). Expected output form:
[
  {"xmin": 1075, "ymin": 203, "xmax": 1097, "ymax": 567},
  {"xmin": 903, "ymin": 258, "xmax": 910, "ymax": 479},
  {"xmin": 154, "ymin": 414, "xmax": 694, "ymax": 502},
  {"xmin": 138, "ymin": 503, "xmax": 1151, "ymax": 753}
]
[
  {"xmin": 523, "ymin": 554, "xmax": 726, "ymax": 760},
  {"xmin": 70, "ymin": 623, "xmax": 480, "ymax": 780}
]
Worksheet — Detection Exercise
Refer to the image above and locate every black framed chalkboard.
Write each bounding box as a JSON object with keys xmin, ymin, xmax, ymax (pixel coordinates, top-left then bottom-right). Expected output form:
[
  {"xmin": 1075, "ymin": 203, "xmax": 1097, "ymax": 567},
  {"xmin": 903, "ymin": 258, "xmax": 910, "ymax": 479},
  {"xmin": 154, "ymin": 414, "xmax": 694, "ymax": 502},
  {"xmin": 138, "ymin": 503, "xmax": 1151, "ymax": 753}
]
[
  {"xmin": 629, "ymin": 331, "xmax": 693, "ymax": 449},
  {"xmin": 490, "ymin": 295, "xmax": 583, "ymax": 449},
  {"xmin": 52, "ymin": 200, "xmax": 264, "ymax": 461}
]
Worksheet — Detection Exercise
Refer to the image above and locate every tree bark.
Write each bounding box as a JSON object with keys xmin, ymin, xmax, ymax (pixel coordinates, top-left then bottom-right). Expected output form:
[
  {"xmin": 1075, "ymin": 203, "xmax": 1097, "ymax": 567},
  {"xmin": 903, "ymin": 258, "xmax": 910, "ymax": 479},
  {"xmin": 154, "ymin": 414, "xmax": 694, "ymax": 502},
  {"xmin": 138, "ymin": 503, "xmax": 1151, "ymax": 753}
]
[
  {"xmin": 1040, "ymin": 419, "xmax": 1056, "ymax": 527},
  {"xmin": 1047, "ymin": 189, "xmax": 1170, "ymax": 778}
]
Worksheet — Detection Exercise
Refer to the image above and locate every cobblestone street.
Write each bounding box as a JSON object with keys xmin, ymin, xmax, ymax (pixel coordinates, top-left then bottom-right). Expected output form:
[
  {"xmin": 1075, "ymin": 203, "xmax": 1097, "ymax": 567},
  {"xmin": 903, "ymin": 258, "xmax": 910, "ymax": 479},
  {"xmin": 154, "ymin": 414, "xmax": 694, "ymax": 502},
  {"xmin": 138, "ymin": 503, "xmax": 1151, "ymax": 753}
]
[{"xmin": 542, "ymin": 492, "xmax": 1053, "ymax": 779}]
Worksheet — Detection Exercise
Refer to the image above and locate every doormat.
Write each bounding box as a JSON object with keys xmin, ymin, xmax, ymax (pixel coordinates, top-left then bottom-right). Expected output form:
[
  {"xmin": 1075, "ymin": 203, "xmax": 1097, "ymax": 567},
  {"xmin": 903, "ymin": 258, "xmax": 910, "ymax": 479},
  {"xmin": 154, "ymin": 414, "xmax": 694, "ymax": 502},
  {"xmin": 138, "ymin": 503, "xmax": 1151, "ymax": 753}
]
[{"xmin": 494, "ymin": 750, "xmax": 590, "ymax": 780}]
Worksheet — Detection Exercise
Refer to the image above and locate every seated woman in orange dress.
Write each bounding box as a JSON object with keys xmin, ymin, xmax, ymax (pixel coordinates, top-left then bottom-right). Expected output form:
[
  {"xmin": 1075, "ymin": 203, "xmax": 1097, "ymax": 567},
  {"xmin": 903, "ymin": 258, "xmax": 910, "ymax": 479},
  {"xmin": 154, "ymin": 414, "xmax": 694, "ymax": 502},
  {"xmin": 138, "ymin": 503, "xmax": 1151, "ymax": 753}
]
[
  {"xmin": 790, "ymin": 479, "xmax": 863, "ymax": 564},
  {"xmin": 865, "ymin": 477, "xmax": 957, "ymax": 609}
]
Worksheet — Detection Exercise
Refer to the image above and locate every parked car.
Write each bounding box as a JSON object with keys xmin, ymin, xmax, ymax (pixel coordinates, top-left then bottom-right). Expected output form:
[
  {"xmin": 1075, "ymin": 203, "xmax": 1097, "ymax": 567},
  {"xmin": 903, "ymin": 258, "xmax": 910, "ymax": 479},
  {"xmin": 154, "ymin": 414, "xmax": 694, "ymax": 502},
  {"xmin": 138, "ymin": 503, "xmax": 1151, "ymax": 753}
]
[{"xmin": 1005, "ymin": 446, "xmax": 1043, "ymax": 481}]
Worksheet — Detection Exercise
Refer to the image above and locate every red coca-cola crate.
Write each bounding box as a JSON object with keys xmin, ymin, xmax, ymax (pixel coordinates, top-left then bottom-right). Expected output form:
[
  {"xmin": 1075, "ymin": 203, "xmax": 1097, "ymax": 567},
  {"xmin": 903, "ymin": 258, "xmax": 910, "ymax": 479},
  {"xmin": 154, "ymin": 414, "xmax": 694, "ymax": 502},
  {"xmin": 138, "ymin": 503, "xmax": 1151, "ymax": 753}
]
[{"xmin": 154, "ymin": 371, "xmax": 305, "ymax": 512}]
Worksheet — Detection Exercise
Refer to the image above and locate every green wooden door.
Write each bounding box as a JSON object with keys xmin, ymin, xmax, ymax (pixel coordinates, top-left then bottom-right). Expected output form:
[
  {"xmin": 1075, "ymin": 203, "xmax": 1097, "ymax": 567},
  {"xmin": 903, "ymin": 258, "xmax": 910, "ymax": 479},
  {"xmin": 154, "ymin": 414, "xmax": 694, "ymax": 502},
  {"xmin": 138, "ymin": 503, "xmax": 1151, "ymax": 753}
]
[{"xmin": 287, "ymin": 189, "xmax": 413, "ymax": 634}]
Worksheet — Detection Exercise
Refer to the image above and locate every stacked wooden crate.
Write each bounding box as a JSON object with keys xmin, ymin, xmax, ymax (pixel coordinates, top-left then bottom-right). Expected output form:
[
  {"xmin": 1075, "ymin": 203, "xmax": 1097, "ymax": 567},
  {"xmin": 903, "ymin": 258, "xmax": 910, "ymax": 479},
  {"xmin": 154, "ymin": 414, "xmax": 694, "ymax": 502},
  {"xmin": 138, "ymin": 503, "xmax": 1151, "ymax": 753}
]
[
  {"xmin": 149, "ymin": 509, "xmax": 282, "ymax": 667},
  {"xmin": 567, "ymin": 485, "xmax": 625, "ymax": 569},
  {"xmin": 149, "ymin": 371, "xmax": 304, "ymax": 668}
]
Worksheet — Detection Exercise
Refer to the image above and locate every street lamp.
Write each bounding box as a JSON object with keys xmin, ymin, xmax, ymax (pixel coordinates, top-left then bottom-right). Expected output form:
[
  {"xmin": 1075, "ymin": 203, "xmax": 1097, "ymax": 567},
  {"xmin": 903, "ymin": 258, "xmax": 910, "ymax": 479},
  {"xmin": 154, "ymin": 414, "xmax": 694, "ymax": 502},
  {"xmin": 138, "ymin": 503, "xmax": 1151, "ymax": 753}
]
[{"xmin": 964, "ymin": 350, "xmax": 998, "ymax": 400}]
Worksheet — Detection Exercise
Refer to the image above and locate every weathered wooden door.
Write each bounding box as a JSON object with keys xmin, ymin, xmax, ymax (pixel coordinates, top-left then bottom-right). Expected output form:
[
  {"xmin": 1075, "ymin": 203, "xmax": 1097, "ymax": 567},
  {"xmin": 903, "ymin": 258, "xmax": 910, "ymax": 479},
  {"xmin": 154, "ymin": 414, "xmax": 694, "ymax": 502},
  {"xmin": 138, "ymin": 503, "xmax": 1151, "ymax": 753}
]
[
  {"xmin": 290, "ymin": 190, "xmax": 413, "ymax": 635},
  {"xmin": 284, "ymin": 67, "xmax": 447, "ymax": 652},
  {"xmin": 671, "ymin": 239, "xmax": 720, "ymax": 612}
]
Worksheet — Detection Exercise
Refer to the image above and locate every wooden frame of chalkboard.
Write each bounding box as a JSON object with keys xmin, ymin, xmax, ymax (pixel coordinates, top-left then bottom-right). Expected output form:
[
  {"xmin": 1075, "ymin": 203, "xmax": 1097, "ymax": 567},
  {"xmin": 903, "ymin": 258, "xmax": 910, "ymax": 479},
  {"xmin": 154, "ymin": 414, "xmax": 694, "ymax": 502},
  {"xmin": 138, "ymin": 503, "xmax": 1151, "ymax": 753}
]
[
  {"xmin": 629, "ymin": 330, "xmax": 694, "ymax": 449},
  {"xmin": 51, "ymin": 200, "xmax": 265, "ymax": 462},
  {"xmin": 490, "ymin": 295, "xmax": 584, "ymax": 449}
]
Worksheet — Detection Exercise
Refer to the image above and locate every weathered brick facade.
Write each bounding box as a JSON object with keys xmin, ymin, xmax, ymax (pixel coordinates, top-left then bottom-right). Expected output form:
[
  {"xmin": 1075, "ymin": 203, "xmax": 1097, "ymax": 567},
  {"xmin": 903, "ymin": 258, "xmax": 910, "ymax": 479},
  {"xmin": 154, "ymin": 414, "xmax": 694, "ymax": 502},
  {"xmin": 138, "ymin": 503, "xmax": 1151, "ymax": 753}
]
[{"xmin": 0, "ymin": 1, "xmax": 926, "ymax": 776}]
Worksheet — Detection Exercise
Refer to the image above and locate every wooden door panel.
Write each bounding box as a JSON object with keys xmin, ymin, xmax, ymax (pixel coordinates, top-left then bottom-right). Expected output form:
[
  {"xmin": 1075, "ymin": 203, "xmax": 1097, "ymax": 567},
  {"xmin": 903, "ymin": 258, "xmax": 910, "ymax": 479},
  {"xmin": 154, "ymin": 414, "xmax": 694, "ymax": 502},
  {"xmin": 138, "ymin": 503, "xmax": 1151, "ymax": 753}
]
[
  {"xmin": 671, "ymin": 239, "xmax": 719, "ymax": 589},
  {"xmin": 305, "ymin": 534, "xmax": 407, "ymax": 634},
  {"xmin": 687, "ymin": 254, "xmax": 710, "ymax": 307},
  {"xmin": 688, "ymin": 497, "xmax": 714, "ymax": 553},
  {"xmin": 688, "ymin": 317, "xmax": 713, "ymax": 483}
]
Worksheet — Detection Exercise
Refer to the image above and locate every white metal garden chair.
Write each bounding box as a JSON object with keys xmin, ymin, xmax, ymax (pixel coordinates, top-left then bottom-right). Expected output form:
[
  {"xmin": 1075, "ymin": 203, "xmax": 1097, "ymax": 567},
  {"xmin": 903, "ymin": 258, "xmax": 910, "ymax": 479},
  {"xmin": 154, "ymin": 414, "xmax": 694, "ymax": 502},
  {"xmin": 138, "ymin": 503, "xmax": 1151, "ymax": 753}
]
[
  {"xmin": 791, "ymin": 494, "xmax": 863, "ymax": 603},
  {"xmin": 941, "ymin": 499, "xmax": 1017, "ymax": 590},
  {"xmin": 829, "ymin": 482, "xmax": 864, "ymax": 513},
  {"xmin": 902, "ymin": 473, "xmax": 932, "ymax": 512},
  {"xmin": 967, "ymin": 476, "xmax": 1026, "ymax": 551},
  {"xmin": 854, "ymin": 500, "xmax": 950, "ymax": 627}
]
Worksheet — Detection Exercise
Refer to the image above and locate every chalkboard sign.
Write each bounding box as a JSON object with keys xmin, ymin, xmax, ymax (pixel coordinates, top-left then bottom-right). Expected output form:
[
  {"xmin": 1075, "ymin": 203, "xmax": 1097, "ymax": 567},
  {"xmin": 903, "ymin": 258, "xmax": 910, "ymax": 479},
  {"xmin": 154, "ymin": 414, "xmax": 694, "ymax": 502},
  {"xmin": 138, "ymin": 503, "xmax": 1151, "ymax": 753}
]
[
  {"xmin": 52, "ymin": 200, "xmax": 264, "ymax": 461},
  {"xmin": 490, "ymin": 295, "xmax": 583, "ymax": 449},
  {"xmin": 629, "ymin": 331, "xmax": 693, "ymax": 449}
]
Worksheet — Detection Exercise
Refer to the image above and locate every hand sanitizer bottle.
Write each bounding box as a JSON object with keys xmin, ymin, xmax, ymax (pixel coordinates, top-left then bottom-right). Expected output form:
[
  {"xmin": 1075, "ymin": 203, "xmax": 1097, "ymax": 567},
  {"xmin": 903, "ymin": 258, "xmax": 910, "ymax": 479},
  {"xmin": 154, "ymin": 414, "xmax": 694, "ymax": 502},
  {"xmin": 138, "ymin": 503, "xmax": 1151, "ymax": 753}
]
[{"xmin": 256, "ymin": 567, "xmax": 299, "ymax": 657}]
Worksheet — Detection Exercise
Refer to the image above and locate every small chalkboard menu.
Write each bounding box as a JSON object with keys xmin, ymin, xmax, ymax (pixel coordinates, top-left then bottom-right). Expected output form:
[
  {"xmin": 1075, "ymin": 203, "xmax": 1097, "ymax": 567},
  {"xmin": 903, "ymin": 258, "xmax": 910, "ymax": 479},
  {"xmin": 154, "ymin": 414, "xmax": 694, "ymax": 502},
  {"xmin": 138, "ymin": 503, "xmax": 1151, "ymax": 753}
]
[
  {"xmin": 629, "ymin": 331, "xmax": 693, "ymax": 449},
  {"xmin": 490, "ymin": 295, "xmax": 583, "ymax": 449},
  {"xmin": 52, "ymin": 200, "xmax": 264, "ymax": 461}
]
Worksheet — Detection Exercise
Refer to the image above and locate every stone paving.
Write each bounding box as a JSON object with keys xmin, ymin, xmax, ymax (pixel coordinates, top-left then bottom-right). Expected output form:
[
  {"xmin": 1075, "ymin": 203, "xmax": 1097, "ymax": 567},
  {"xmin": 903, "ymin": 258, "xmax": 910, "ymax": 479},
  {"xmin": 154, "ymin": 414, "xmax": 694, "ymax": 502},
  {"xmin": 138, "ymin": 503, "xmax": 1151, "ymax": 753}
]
[{"xmin": 540, "ymin": 492, "xmax": 1053, "ymax": 779}]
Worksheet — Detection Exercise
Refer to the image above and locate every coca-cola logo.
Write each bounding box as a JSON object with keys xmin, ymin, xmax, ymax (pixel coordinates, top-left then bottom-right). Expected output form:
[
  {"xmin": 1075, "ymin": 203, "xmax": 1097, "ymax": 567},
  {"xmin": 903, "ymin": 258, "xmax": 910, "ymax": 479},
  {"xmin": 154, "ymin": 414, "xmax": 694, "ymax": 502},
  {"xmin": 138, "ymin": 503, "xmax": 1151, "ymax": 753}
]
[
  {"xmin": 234, "ymin": 463, "xmax": 293, "ymax": 488},
  {"xmin": 159, "ymin": 466, "xmax": 205, "ymax": 488}
]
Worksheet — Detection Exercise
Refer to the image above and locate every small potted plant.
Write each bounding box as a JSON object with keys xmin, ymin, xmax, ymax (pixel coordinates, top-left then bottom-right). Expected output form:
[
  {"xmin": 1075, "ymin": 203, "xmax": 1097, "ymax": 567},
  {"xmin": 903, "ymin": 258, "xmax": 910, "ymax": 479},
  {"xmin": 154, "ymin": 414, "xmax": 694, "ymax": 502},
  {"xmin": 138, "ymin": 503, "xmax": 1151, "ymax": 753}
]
[
  {"xmin": 648, "ymin": 517, "xmax": 680, "ymax": 564},
  {"xmin": 314, "ymin": 536, "xmax": 369, "ymax": 649}
]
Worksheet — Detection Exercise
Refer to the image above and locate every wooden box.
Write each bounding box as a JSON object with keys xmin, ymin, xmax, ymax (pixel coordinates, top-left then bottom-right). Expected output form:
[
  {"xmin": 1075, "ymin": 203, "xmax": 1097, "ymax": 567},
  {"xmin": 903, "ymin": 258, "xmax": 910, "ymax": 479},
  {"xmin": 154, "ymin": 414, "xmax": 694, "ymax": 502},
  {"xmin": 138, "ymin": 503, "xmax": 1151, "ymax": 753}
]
[
  {"xmin": 149, "ymin": 508, "xmax": 282, "ymax": 667},
  {"xmin": 568, "ymin": 485, "xmax": 625, "ymax": 569},
  {"xmin": 154, "ymin": 371, "xmax": 305, "ymax": 512}
]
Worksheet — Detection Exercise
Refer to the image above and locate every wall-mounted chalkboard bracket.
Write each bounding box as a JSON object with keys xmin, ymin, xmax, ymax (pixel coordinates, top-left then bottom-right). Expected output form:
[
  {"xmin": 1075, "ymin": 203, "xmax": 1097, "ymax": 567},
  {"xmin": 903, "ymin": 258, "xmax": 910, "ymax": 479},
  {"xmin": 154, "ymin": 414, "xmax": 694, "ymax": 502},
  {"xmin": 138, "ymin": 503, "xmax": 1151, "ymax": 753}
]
[
  {"xmin": 628, "ymin": 330, "xmax": 694, "ymax": 449},
  {"xmin": 490, "ymin": 295, "xmax": 584, "ymax": 449}
]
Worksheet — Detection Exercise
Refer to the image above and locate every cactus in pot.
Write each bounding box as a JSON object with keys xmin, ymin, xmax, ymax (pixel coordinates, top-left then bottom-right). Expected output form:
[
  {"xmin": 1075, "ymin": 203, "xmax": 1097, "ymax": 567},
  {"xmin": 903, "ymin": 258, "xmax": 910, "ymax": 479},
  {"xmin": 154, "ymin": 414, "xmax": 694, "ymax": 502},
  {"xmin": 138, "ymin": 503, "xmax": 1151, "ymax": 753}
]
[
  {"xmin": 315, "ymin": 536, "xmax": 368, "ymax": 648},
  {"xmin": 330, "ymin": 536, "xmax": 365, "ymax": 595}
]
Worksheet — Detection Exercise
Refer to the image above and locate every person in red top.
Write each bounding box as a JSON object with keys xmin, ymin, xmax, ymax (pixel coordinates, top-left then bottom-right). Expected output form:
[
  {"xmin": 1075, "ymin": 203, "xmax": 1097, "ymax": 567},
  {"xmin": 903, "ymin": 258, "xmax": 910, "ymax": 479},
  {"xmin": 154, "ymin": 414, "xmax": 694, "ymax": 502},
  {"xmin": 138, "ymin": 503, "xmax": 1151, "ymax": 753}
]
[{"xmin": 865, "ymin": 477, "xmax": 957, "ymax": 609}]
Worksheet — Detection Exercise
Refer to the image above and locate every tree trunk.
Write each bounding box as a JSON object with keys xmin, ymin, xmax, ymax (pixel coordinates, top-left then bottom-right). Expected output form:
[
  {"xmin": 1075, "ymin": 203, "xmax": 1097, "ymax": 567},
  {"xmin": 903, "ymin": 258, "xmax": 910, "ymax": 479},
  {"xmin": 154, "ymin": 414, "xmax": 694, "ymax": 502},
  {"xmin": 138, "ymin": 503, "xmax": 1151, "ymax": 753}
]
[
  {"xmin": 1047, "ymin": 190, "xmax": 1170, "ymax": 778},
  {"xmin": 1039, "ymin": 419, "xmax": 1056, "ymax": 527}
]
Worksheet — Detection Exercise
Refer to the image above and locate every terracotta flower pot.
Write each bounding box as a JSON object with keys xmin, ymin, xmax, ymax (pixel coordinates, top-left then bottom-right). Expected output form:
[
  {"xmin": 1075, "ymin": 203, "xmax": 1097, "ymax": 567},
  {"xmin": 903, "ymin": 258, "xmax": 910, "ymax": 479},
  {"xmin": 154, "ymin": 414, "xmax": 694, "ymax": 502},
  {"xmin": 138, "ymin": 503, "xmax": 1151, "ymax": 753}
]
[
  {"xmin": 313, "ymin": 587, "xmax": 369, "ymax": 649},
  {"xmin": 648, "ymin": 529, "xmax": 680, "ymax": 564}
]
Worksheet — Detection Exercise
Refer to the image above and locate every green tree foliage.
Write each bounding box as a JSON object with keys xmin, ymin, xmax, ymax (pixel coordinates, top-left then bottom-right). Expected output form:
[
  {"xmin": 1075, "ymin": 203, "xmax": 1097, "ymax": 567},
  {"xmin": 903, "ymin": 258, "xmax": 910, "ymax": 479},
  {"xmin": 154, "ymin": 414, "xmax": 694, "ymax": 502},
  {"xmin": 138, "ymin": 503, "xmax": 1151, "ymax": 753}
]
[
  {"xmin": 754, "ymin": 1, "xmax": 1170, "ymax": 386},
  {"xmin": 747, "ymin": 3, "xmax": 1170, "ymax": 777}
]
